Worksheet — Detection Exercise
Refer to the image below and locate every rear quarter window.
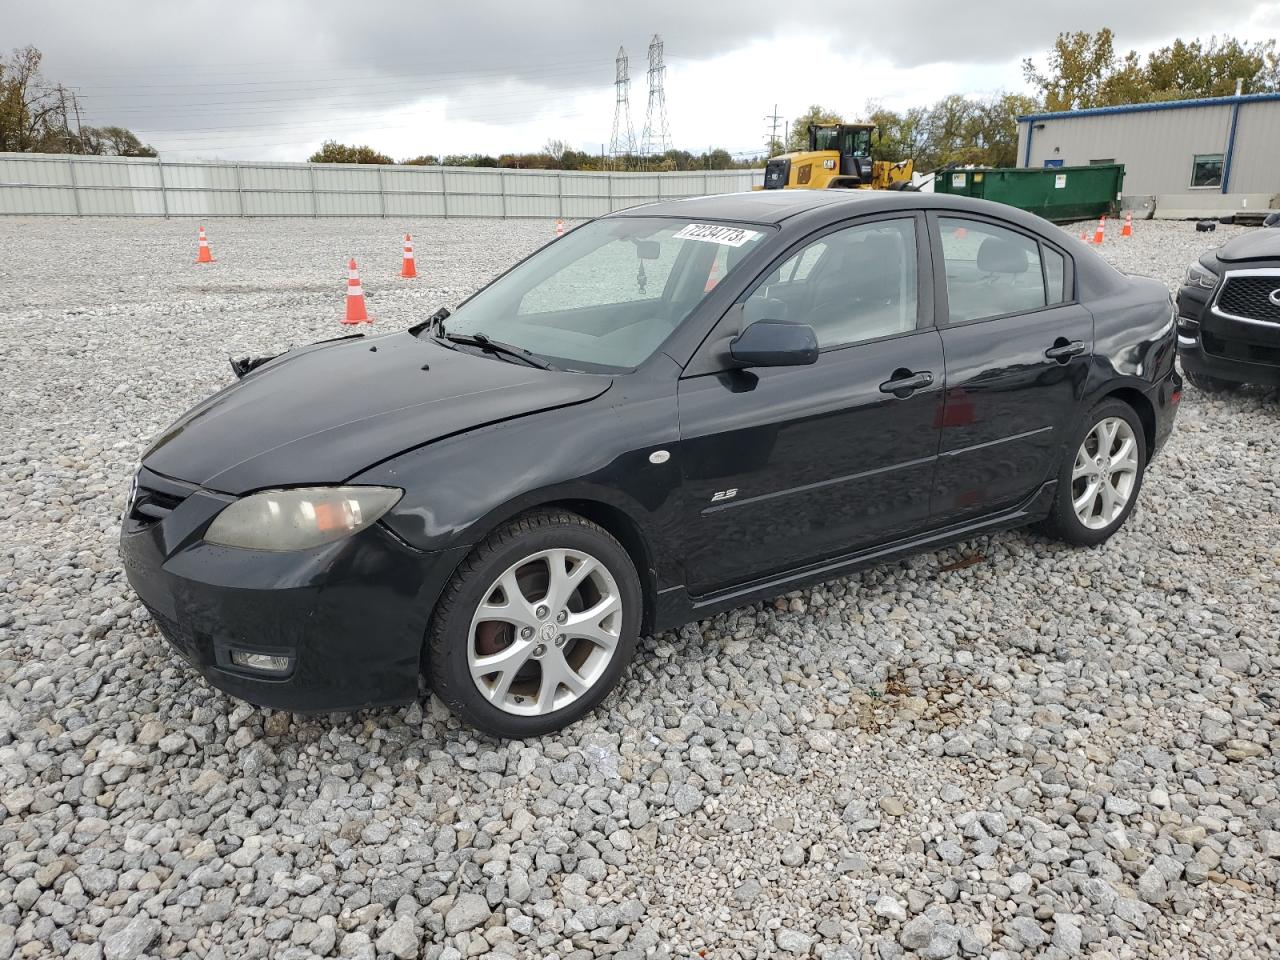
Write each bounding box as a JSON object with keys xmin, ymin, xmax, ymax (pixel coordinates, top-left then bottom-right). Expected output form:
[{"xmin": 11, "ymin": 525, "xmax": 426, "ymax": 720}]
[{"xmin": 1043, "ymin": 246, "xmax": 1067, "ymax": 304}]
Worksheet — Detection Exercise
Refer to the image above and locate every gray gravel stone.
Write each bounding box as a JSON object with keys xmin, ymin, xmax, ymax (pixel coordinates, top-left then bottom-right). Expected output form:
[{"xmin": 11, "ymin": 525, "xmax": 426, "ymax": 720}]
[
  {"xmin": 672, "ymin": 782, "xmax": 704, "ymax": 815},
  {"xmin": 1138, "ymin": 865, "xmax": 1170, "ymax": 904},
  {"xmin": 101, "ymin": 917, "xmax": 160, "ymax": 960},
  {"xmin": 900, "ymin": 916, "xmax": 935, "ymax": 950},
  {"xmin": 444, "ymin": 893, "xmax": 491, "ymax": 935},
  {"xmin": 874, "ymin": 896, "xmax": 908, "ymax": 923},
  {"xmin": 1051, "ymin": 914, "xmax": 1083, "ymax": 956},
  {"xmin": 1008, "ymin": 916, "xmax": 1046, "ymax": 949},
  {"xmin": 377, "ymin": 917, "xmax": 420, "ymax": 959},
  {"xmin": 775, "ymin": 928, "xmax": 812, "ymax": 954}
]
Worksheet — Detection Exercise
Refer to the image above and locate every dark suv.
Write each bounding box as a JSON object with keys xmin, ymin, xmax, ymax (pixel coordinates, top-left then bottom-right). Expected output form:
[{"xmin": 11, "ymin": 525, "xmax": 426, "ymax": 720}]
[{"xmin": 1178, "ymin": 230, "xmax": 1280, "ymax": 391}]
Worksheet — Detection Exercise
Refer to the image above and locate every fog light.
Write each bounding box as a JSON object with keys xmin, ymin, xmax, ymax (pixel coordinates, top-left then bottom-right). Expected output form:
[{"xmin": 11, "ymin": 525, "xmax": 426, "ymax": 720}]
[{"xmin": 230, "ymin": 650, "xmax": 291, "ymax": 674}]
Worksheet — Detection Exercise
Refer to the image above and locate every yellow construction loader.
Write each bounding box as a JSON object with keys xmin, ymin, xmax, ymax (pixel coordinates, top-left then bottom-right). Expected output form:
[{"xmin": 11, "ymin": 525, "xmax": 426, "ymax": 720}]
[{"xmin": 761, "ymin": 122, "xmax": 914, "ymax": 191}]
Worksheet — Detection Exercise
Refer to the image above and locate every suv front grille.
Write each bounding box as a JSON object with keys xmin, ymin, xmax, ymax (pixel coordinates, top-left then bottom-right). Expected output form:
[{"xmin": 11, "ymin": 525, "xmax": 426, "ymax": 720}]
[{"xmin": 1216, "ymin": 275, "xmax": 1280, "ymax": 324}]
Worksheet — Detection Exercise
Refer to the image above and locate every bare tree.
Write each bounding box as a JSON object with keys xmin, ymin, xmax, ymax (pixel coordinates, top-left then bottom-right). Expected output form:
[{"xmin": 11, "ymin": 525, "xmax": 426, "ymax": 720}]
[
  {"xmin": 1, "ymin": 45, "xmax": 156, "ymax": 155},
  {"xmin": 542, "ymin": 139, "xmax": 568, "ymax": 162}
]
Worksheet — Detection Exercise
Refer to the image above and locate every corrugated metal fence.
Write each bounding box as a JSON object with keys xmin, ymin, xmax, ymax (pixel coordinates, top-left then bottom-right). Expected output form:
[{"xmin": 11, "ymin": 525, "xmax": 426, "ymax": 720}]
[{"xmin": 0, "ymin": 153, "xmax": 766, "ymax": 218}]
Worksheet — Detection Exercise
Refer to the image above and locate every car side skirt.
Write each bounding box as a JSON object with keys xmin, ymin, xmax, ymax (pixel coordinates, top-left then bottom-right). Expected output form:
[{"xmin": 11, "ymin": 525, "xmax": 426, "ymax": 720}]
[{"xmin": 652, "ymin": 480, "xmax": 1057, "ymax": 632}]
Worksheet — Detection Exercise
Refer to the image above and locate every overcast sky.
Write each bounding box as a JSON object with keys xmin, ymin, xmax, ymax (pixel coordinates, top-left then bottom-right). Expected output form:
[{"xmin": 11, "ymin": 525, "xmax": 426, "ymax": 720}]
[{"xmin": 9, "ymin": 1, "xmax": 1280, "ymax": 162}]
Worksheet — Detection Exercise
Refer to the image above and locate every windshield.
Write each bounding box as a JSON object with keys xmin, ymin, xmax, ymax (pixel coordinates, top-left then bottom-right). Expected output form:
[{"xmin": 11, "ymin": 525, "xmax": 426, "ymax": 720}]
[
  {"xmin": 434, "ymin": 217, "xmax": 767, "ymax": 372},
  {"xmin": 810, "ymin": 126, "xmax": 871, "ymax": 156},
  {"xmin": 811, "ymin": 126, "xmax": 840, "ymax": 152}
]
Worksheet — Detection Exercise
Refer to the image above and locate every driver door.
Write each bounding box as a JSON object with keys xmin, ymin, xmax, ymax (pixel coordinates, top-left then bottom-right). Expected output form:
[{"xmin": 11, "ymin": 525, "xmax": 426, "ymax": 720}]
[{"xmin": 676, "ymin": 215, "xmax": 944, "ymax": 596}]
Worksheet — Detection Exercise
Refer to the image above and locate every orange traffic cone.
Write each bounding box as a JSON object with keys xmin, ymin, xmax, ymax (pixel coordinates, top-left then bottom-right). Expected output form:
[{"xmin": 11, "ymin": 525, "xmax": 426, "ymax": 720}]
[
  {"xmin": 195, "ymin": 225, "xmax": 214, "ymax": 263},
  {"xmin": 555, "ymin": 218, "xmax": 565, "ymax": 237},
  {"xmin": 343, "ymin": 258, "xmax": 370, "ymax": 325},
  {"xmin": 704, "ymin": 257, "xmax": 721, "ymax": 293},
  {"xmin": 1121, "ymin": 212, "xmax": 1133, "ymax": 237},
  {"xmin": 1092, "ymin": 216, "xmax": 1106, "ymax": 245},
  {"xmin": 400, "ymin": 234, "xmax": 416, "ymax": 278}
]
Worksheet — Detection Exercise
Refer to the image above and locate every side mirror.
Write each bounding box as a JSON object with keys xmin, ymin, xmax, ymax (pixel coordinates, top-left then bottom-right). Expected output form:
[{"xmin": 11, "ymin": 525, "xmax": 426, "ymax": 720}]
[{"xmin": 729, "ymin": 319, "xmax": 818, "ymax": 368}]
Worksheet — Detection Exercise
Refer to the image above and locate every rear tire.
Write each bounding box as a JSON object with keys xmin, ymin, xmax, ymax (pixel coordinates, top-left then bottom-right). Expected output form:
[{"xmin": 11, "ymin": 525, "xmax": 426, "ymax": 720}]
[
  {"xmin": 1184, "ymin": 368, "xmax": 1242, "ymax": 393},
  {"xmin": 426, "ymin": 509, "xmax": 641, "ymax": 738},
  {"xmin": 1039, "ymin": 399, "xmax": 1146, "ymax": 547}
]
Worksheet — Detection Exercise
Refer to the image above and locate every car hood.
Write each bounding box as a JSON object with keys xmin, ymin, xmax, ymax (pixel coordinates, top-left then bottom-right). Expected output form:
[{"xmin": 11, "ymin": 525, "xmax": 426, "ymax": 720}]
[
  {"xmin": 1214, "ymin": 230, "xmax": 1280, "ymax": 263},
  {"xmin": 143, "ymin": 331, "xmax": 612, "ymax": 494}
]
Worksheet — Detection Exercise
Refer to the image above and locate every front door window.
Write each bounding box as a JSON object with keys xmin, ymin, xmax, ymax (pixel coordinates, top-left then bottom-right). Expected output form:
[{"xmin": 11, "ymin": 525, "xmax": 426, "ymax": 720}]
[{"xmin": 744, "ymin": 218, "xmax": 919, "ymax": 349}]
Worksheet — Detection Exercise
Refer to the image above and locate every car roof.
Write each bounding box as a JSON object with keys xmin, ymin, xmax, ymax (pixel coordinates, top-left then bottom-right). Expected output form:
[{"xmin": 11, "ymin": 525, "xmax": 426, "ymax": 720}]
[
  {"xmin": 610, "ymin": 188, "xmax": 1077, "ymax": 230},
  {"xmin": 610, "ymin": 189, "xmax": 882, "ymax": 225}
]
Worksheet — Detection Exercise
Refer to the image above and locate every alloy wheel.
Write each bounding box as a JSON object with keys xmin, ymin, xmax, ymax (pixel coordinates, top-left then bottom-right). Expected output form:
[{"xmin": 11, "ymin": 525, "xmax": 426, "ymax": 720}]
[
  {"xmin": 467, "ymin": 548, "xmax": 623, "ymax": 716},
  {"xmin": 1071, "ymin": 416, "xmax": 1139, "ymax": 530}
]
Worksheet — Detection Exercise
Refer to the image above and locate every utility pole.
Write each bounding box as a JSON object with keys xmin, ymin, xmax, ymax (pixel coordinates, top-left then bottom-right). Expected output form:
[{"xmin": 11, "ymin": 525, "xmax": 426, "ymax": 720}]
[{"xmin": 764, "ymin": 104, "xmax": 783, "ymax": 156}]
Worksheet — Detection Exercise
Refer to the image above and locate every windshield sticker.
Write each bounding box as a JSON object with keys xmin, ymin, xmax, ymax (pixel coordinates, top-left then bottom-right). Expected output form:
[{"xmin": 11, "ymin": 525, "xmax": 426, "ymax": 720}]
[{"xmin": 673, "ymin": 223, "xmax": 761, "ymax": 247}]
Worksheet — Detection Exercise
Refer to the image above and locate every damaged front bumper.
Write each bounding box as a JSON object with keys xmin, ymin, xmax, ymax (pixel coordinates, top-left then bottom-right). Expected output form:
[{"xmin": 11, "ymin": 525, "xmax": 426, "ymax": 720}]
[{"xmin": 119, "ymin": 466, "xmax": 467, "ymax": 712}]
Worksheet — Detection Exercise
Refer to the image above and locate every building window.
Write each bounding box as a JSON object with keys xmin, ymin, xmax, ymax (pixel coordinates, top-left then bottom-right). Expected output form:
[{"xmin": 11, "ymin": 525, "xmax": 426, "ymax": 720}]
[
  {"xmin": 1191, "ymin": 154, "xmax": 1224, "ymax": 188},
  {"xmin": 1089, "ymin": 159, "xmax": 1115, "ymax": 165}
]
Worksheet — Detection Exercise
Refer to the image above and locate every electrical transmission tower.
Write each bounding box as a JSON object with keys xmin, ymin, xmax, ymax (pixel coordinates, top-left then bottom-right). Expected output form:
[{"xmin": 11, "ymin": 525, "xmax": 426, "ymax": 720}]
[
  {"xmin": 640, "ymin": 34, "xmax": 672, "ymax": 160},
  {"xmin": 608, "ymin": 47, "xmax": 637, "ymax": 167}
]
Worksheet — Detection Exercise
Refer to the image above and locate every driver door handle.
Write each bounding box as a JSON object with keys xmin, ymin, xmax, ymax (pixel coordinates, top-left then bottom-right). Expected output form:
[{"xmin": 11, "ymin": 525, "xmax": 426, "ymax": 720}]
[
  {"xmin": 1045, "ymin": 339, "xmax": 1087, "ymax": 362},
  {"xmin": 879, "ymin": 370, "xmax": 934, "ymax": 395}
]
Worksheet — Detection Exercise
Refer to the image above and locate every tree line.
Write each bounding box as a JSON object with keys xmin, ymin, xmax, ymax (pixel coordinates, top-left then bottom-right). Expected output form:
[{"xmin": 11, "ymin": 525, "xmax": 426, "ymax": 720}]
[
  {"xmin": 308, "ymin": 139, "xmax": 757, "ymax": 171},
  {"xmin": 4, "ymin": 31, "xmax": 1277, "ymax": 171}
]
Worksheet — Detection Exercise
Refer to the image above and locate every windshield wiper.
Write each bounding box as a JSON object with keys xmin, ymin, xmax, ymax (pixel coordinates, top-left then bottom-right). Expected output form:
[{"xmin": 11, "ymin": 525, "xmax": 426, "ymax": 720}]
[{"xmin": 442, "ymin": 332, "xmax": 554, "ymax": 370}]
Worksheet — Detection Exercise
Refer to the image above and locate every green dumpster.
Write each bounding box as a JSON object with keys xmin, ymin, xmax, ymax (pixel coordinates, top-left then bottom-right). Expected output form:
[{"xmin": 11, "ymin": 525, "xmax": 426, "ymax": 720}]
[{"xmin": 933, "ymin": 164, "xmax": 1124, "ymax": 222}]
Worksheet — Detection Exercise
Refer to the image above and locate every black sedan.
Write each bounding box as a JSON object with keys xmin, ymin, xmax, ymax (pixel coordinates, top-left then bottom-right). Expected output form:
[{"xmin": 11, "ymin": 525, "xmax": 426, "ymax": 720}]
[
  {"xmin": 1177, "ymin": 228, "xmax": 1280, "ymax": 391},
  {"xmin": 122, "ymin": 191, "xmax": 1181, "ymax": 737}
]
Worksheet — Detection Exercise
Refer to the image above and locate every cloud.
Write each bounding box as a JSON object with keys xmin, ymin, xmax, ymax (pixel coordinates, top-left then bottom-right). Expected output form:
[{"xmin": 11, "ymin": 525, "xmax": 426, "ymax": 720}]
[{"xmin": 8, "ymin": 1, "xmax": 1275, "ymax": 159}]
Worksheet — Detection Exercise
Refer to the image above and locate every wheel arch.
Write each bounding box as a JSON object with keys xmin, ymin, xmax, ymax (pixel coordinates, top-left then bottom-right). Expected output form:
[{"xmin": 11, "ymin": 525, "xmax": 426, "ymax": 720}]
[
  {"xmin": 550, "ymin": 498, "xmax": 659, "ymax": 634},
  {"xmin": 1097, "ymin": 386, "xmax": 1156, "ymax": 459},
  {"xmin": 450, "ymin": 492, "xmax": 661, "ymax": 636}
]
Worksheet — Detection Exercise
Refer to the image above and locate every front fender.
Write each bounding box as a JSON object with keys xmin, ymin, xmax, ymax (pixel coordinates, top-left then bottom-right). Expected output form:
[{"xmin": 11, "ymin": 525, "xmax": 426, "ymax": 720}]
[{"xmin": 354, "ymin": 369, "xmax": 683, "ymax": 578}]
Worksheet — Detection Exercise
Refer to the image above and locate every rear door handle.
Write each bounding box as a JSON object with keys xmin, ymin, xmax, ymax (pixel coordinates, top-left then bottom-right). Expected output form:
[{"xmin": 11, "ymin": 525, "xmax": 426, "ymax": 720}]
[
  {"xmin": 879, "ymin": 370, "xmax": 934, "ymax": 396},
  {"xmin": 1045, "ymin": 339, "xmax": 1087, "ymax": 362}
]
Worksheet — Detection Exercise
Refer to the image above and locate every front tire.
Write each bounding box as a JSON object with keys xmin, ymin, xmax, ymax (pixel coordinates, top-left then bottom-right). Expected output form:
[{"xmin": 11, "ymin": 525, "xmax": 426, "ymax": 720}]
[
  {"xmin": 427, "ymin": 509, "xmax": 641, "ymax": 738},
  {"xmin": 1184, "ymin": 368, "xmax": 1242, "ymax": 393},
  {"xmin": 1040, "ymin": 400, "xmax": 1146, "ymax": 547}
]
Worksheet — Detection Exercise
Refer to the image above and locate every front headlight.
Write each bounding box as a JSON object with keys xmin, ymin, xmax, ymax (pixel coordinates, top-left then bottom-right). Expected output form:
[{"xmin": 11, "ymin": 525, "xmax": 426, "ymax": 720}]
[
  {"xmin": 205, "ymin": 486, "xmax": 403, "ymax": 551},
  {"xmin": 1184, "ymin": 261, "xmax": 1218, "ymax": 290}
]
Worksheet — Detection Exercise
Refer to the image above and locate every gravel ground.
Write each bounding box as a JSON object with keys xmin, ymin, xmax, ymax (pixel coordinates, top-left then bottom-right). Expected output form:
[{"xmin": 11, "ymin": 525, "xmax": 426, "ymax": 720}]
[{"xmin": 1, "ymin": 215, "xmax": 1278, "ymax": 960}]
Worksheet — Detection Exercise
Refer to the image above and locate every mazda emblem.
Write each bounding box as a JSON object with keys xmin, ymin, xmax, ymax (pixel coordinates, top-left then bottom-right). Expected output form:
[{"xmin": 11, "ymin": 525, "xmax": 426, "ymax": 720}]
[{"xmin": 1269, "ymin": 288, "xmax": 1280, "ymax": 308}]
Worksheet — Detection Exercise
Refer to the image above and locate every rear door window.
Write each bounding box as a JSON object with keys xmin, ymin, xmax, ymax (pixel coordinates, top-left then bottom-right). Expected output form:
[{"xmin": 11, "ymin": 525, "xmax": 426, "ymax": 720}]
[{"xmin": 938, "ymin": 218, "xmax": 1047, "ymax": 323}]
